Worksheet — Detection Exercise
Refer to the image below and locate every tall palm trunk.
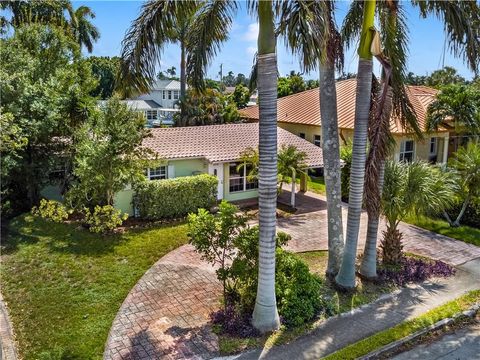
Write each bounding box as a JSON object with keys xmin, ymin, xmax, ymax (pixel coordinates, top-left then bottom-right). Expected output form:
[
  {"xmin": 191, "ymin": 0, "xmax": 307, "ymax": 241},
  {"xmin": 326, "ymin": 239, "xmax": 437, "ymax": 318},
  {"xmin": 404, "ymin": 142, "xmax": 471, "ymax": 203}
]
[
  {"xmin": 319, "ymin": 61, "xmax": 344, "ymax": 277},
  {"xmin": 335, "ymin": 0, "xmax": 376, "ymax": 290},
  {"xmin": 252, "ymin": 0, "xmax": 280, "ymax": 333},
  {"xmin": 180, "ymin": 41, "xmax": 186, "ymax": 100},
  {"xmin": 359, "ymin": 83, "xmax": 394, "ymax": 279},
  {"xmin": 290, "ymin": 169, "xmax": 296, "ymax": 208}
]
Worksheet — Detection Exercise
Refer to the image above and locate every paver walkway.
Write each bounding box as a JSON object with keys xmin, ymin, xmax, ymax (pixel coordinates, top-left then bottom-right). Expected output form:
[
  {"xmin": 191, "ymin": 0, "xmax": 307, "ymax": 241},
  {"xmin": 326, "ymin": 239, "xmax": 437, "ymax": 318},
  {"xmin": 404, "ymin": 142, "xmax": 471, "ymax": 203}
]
[
  {"xmin": 0, "ymin": 293, "xmax": 17, "ymax": 360},
  {"xmin": 391, "ymin": 316, "xmax": 480, "ymax": 360},
  {"xmin": 104, "ymin": 190, "xmax": 480, "ymax": 360}
]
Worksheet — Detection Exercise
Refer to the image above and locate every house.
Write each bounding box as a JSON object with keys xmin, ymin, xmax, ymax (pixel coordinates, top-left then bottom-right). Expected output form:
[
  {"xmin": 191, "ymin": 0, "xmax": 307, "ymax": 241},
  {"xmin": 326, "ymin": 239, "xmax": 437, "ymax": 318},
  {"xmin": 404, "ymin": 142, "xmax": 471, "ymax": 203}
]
[
  {"xmin": 118, "ymin": 79, "xmax": 184, "ymax": 127},
  {"xmin": 240, "ymin": 79, "xmax": 450, "ymax": 164},
  {"xmin": 114, "ymin": 123, "xmax": 324, "ymax": 215}
]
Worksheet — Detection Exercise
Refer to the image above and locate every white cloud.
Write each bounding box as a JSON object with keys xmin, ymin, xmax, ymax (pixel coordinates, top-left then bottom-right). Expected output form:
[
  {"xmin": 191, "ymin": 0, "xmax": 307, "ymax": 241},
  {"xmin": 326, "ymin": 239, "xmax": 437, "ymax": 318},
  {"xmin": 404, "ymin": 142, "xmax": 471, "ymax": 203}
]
[
  {"xmin": 246, "ymin": 46, "xmax": 257, "ymax": 56},
  {"xmin": 243, "ymin": 23, "xmax": 259, "ymax": 42}
]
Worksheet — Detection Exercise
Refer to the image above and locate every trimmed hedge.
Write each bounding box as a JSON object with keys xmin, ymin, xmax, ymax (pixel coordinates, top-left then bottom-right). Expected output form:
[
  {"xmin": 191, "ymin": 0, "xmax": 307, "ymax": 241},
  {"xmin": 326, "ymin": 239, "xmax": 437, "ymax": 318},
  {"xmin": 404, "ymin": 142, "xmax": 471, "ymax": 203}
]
[{"xmin": 134, "ymin": 174, "xmax": 218, "ymax": 219}]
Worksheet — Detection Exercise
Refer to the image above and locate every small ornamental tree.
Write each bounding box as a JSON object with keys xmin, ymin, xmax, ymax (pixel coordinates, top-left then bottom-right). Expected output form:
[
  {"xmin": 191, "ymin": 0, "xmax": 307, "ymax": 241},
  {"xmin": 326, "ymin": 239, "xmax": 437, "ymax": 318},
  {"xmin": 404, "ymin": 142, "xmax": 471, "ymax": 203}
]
[
  {"xmin": 278, "ymin": 144, "xmax": 308, "ymax": 208},
  {"xmin": 188, "ymin": 201, "xmax": 248, "ymax": 308},
  {"xmin": 67, "ymin": 97, "xmax": 155, "ymax": 209}
]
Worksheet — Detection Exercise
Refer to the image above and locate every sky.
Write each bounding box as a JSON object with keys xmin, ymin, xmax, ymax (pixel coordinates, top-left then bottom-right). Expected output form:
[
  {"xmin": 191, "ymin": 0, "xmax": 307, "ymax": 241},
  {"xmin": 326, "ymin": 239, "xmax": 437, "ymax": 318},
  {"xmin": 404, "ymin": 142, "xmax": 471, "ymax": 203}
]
[{"xmin": 73, "ymin": 0, "xmax": 476, "ymax": 81}]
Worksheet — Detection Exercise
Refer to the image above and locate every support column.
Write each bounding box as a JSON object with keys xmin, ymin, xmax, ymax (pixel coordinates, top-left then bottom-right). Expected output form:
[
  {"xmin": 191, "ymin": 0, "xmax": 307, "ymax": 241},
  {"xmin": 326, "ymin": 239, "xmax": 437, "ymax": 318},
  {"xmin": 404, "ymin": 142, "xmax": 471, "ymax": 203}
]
[
  {"xmin": 300, "ymin": 173, "xmax": 308, "ymax": 192},
  {"xmin": 442, "ymin": 135, "xmax": 449, "ymax": 164}
]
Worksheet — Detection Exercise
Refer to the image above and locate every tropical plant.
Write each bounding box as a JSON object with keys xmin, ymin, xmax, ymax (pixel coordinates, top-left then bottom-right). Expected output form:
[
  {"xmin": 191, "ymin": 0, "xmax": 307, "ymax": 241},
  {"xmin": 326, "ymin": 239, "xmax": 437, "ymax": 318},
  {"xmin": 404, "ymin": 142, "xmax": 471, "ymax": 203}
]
[
  {"xmin": 66, "ymin": 98, "xmax": 154, "ymax": 209},
  {"xmin": 230, "ymin": 84, "xmax": 251, "ymax": 109},
  {"xmin": 425, "ymin": 66, "xmax": 467, "ymax": 88},
  {"xmin": 70, "ymin": 5, "xmax": 99, "ymax": 53},
  {"xmin": 174, "ymin": 88, "xmax": 240, "ymax": 126},
  {"xmin": 381, "ymin": 161, "xmax": 456, "ymax": 265},
  {"xmin": 83, "ymin": 205, "xmax": 128, "ymax": 233},
  {"xmin": 86, "ymin": 56, "xmax": 121, "ymax": 99},
  {"xmin": 427, "ymin": 84, "xmax": 480, "ymax": 135},
  {"xmin": 31, "ymin": 199, "xmax": 72, "ymax": 223},
  {"xmin": 443, "ymin": 142, "xmax": 480, "ymax": 227},
  {"xmin": 118, "ymin": 1, "xmax": 234, "ymax": 100},
  {"xmin": 277, "ymin": 145, "xmax": 308, "ymax": 208}
]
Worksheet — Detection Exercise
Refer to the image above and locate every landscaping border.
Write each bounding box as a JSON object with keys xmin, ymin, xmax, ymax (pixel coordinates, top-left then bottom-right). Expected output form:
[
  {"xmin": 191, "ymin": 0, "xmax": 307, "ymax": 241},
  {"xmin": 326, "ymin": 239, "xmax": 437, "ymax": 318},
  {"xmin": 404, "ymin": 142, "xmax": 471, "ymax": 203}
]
[
  {"xmin": 0, "ymin": 292, "xmax": 18, "ymax": 360},
  {"xmin": 359, "ymin": 303, "xmax": 480, "ymax": 360}
]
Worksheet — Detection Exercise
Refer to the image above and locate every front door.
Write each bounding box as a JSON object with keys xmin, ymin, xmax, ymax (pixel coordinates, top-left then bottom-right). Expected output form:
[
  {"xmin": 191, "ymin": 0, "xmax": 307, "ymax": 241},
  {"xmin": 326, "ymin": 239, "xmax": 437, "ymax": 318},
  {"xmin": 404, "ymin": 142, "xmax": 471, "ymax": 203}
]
[{"xmin": 211, "ymin": 164, "xmax": 224, "ymax": 200}]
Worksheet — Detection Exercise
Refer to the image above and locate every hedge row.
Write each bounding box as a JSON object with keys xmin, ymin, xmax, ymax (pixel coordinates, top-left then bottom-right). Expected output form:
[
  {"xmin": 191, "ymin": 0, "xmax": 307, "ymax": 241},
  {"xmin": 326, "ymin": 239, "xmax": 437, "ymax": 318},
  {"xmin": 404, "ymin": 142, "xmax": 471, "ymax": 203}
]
[{"xmin": 134, "ymin": 174, "xmax": 218, "ymax": 219}]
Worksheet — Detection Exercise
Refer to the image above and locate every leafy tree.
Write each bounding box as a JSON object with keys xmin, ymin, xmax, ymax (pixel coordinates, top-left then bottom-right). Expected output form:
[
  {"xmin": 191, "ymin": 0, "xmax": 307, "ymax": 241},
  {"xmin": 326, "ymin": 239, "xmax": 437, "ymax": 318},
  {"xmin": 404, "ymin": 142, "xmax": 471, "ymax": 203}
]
[
  {"xmin": 166, "ymin": 66, "xmax": 176, "ymax": 77},
  {"xmin": 277, "ymin": 145, "xmax": 308, "ymax": 208},
  {"xmin": 222, "ymin": 70, "xmax": 236, "ymax": 87},
  {"xmin": 188, "ymin": 200, "xmax": 248, "ymax": 308},
  {"xmin": 427, "ymin": 84, "xmax": 480, "ymax": 135},
  {"xmin": 66, "ymin": 98, "xmax": 154, "ymax": 208},
  {"xmin": 444, "ymin": 143, "xmax": 480, "ymax": 227},
  {"xmin": 426, "ymin": 66, "xmax": 467, "ymax": 88},
  {"xmin": 405, "ymin": 71, "xmax": 427, "ymax": 85},
  {"xmin": 381, "ymin": 161, "xmax": 456, "ymax": 265},
  {"xmin": 230, "ymin": 84, "xmax": 250, "ymax": 109},
  {"xmin": 205, "ymin": 78, "xmax": 221, "ymax": 91},
  {"xmin": 174, "ymin": 89, "xmax": 239, "ymax": 126},
  {"xmin": 305, "ymin": 79, "xmax": 319, "ymax": 89},
  {"xmin": 277, "ymin": 71, "xmax": 306, "ymax": 98},
  {"xmin": 0, "ymin": 24, "xmax": 97, "ymax": 215},
  {"xmin": 235, "ymin": 73, "xmax": 248, "ymax": 86},
  {"xmin": 86, "ymin": 56, "xmax": 120, "ymax": 99}
]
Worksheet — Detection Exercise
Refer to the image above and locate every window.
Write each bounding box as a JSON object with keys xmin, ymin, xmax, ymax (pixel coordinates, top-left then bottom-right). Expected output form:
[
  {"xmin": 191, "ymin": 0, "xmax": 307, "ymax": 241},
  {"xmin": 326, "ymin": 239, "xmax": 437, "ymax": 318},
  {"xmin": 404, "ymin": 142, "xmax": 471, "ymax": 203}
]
[
  {"xmin": 229, "ymin": 162, "xmax": 258, "ymax": 193},
  {"xmin": 147, "ymin": 166, "xmax": 167, "ymax": 180},
  {"xmin": 399, "ymin": 140, "xmax": 415, "ymax": 162},
  {"xmin": 430, "ymin": 137, "xmax": 437, "ymax": 155},
  {"xmin": 168, "ymin": 90, "xmax": 172, "ymax": 100},
  {"xmin": 314, "ymin": 135, "xmax": 321, "ymax": 147},
  {"xmin": 299, "ymin": 133, "xmax": 306, "ymax": 139},
  {"xmin": 162, "ymin": 91, "xmax": 166, "ymax": 100},
  {"xmin": 173, "ymin": 90, "xmax": 179, "ymax": 100},
  {"xmin": 145, "ymin": 110, "xmax": 158, "ymax": 121}
]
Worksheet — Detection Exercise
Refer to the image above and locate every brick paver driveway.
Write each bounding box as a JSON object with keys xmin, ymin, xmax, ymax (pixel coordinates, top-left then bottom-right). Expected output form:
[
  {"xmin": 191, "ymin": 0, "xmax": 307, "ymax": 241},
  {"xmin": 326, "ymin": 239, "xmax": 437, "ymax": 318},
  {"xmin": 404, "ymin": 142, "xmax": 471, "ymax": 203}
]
[{"xmin": 104, "ymin": 190, "xmax": 480, "ymax": 360}]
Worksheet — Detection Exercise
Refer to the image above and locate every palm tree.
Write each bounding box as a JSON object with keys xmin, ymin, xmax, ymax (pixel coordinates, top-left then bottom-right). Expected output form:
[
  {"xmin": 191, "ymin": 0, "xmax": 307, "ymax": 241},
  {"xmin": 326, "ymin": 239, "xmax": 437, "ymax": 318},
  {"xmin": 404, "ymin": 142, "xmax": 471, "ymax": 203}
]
[
  {"xmin": 427, "ymin": 84, "xmax": 480, "ymax": 136},
  {"xmin": 335, "ymin": 0, "xmax": 377, "ymax": 290},
  {"xmin": 443, "ymin": 142, "xmax": 480, "ymax": 227},
  {"xmin": 278, "ymin": 145, "xmax": 308, "ymax": 208},
  {"xmin": 70, "ymin": 5, "xmax": 99, "ymax": 53},
  {"xmin": 251, "ymin": 0, "xmax": 281, "ymax": 333},
  {"xmin": 381, "ymin": 161, "xmax": 456, "ymax": 265},
  {"xmin": 118, "ymin": 1, "xmax": 234, "ymax": 100},
  {"xmin": 278, "ymin": 0, "xmax": 345, "ymax": 276},
  {"xmin": 341, "ymin": 0, "xmax": 480, "ymax": 281}
]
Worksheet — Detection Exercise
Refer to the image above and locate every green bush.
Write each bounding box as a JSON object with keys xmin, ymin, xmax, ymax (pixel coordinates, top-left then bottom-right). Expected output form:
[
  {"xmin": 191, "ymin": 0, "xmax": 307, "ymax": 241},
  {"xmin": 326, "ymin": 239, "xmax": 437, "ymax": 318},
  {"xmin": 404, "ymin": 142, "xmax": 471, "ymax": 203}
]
[
  {"xmin": 445, "ymin": 196, "xmax": 480, "ymax": 228},
  {"xmin": 340, "ymin": 142, "xmax": 352, "ymax": 202},
  {"xmin": 230, "ymin": 226, "xmax": 330, "ymax": 327},
  {"xmin": 31, "ymin": 199, "xmax": 71, "ymax": 223},
  {"xmin": 134, "ymin": 174, "xmax": 218, "ymax": 219},
  {"xmin": 83, "ymin": 205, "xmax": 128, "ymax": 233}
]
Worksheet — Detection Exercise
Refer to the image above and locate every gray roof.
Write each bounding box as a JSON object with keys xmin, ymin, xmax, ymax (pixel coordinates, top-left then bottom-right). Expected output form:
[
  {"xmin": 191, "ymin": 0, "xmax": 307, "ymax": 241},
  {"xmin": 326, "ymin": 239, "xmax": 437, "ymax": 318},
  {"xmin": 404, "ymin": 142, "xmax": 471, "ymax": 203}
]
[
  {"xmin": 122, "ymin": 99, "xmax": 162, "ymax": 110},
  {"xmin": 151, "ymin": 79, "xmax": 182, "ymax": 90}
]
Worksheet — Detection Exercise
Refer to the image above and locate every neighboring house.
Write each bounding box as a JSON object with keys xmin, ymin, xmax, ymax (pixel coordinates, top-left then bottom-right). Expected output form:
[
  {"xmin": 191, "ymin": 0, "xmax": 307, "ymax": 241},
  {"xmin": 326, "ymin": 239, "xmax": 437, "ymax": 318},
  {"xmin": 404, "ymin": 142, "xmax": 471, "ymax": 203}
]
[
  {"xmin": 136, "ymin": 79, "xmax": 183, "ymax": 108},
  {"xmin": 115, "ymin": 99, "xmax": 177, "ymax": 127},
  {"xmin": 114, "ymin": 123, "xmax": 324, "ymax": 215},
  {"xmin": 240, "ymin": 79, "xmax": 450, "ymax": 164}
]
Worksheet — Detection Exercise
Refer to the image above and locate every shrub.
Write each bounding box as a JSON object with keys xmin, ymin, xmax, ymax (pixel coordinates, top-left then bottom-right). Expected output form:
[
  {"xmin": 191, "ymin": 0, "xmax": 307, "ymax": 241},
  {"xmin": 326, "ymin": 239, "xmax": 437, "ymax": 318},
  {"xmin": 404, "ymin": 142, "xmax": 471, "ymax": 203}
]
[
  {"xmin": 378, "ymin": 256, "xmax": 455, "ymax": 287},
  {"xmin": 445, "ymin": 197, "xmax": 480, "ymax": 228},
  {"xmin": 230, "ymin": 227, "xmax": 330, "ymax": 327},
  {"xmin": 83, "ymin": 205, "xmax": 128, "ymax": 233},
  {"xmin": 31, "ymin": 199, "xmax": 71, "ymax": 223},
  {"xmin": 211, "ymin": 305, "xmax": 260, "ymax": 338},
  {"xmin": 134, "ymin": 174, "xmax": 218, "ymax": 219},
  {"xmin": 340, "ymin": 142, "xmax": 352, "ymax": 202}
]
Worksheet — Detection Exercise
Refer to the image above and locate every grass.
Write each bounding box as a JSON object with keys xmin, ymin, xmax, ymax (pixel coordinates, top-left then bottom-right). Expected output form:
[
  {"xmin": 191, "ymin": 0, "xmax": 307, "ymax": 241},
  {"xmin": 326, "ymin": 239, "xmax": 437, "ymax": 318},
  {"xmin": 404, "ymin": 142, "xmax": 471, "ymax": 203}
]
[
  {"xmin": 1, "ymin": 214, "xmax": 189, "ymax": 360},
  {"xmin": 217, "ymin": 251, "xmax": 394, "ymax": 355},
  {"xmin": 291, "ymin": 175, "xmax": 326, "ymax": 195},
  {"xmin": 323, "ymin": 289, "xmax": 480, "ymax": 360},
  {"xmin": 405, "ymin": 215, "xmax": 480, "ymax": 247}
]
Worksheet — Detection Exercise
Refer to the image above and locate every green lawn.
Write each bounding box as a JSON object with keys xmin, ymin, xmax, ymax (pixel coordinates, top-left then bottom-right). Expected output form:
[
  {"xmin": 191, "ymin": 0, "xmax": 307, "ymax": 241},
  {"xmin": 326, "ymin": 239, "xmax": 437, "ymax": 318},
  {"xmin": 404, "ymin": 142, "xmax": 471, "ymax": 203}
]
[
  {"xmin": 292, "ymin": 175, "xmax": 326, "ymax": 195},
  {"xmin": 405, "ymin": 215, "xmax": 480, "ymax": 247},
  {"xmin": 1, "ymin": 215, "xmax": 189, "ymax": 360},
  {"xmin": 324, "ymin": 289, "xmax": 480, "ymax": 360}
]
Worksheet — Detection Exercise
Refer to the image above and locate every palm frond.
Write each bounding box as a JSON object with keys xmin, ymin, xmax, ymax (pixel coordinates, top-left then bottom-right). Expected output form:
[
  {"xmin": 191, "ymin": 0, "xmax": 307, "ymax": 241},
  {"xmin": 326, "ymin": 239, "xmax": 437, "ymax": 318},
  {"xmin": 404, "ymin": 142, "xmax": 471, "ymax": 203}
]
[
  {"xmin": 277, "ymin": 0, "xmax": 329, "ymax": 73},
  {"xmin": 186, "ymin": 0, "xmax": 237, "ymax": 91},
  {"xmin": 341, "ymin": 0, "xmax": 363, "ymax": 51},
  {"xmin": 117, "ymin": 0, "xmax": 196, "ymax": 96}
]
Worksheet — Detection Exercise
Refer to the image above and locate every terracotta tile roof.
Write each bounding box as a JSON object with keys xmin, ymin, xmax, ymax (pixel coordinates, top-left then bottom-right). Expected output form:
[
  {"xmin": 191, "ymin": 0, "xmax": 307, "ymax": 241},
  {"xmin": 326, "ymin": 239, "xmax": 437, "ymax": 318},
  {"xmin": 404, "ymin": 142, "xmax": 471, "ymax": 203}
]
[
  {"xmin": 142, "ymin": 123, "xmax": 324, "ymax": 167},
  {"xmin": 239, "ymin": 79, "xmax": 443, "ymax": 134}
]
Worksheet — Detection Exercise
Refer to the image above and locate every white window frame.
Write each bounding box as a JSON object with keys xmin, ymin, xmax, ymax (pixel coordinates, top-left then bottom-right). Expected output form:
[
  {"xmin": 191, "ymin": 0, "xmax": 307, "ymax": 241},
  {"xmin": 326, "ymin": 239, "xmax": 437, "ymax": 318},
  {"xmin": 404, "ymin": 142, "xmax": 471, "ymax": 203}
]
[
  {"xmin": 145, "ymin": 110, "xmax": 158, "ymax": 121},
  {"xmin": 429, "ymin": 137, "xmax": 438, "ymax": 155},
  {"xmin": 173, "ymin": 90, "xmax": 179, "ymax": 100},
  {"xmin": 162, "ymin": 91, "xmax": 166, "ymax": 100},
  {"xmin": 229, "ymin": 162, "xmax": 258, "ymax": 193},
  {"xmin": 147, "ymin": 166, "xmax": 167, "ymax": 180},
  {"xmin": 399, "ymin": 140, "xmax": 415, "ymax": 162},
  {"xmin": 168, "ymin": 90, "xmax": 172, "ymax": 100},
  {"xmin": 314, "ymin": 135, "xmax": 321, "ymax": 147}
]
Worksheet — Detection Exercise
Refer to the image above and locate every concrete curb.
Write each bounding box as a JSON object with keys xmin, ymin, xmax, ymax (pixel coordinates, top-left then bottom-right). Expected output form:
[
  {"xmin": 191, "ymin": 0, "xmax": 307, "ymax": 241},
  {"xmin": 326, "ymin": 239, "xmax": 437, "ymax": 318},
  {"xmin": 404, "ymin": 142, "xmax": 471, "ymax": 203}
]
[{"xmin": 358, "ymin": 303, "xmax": 480, "ymax": 360}]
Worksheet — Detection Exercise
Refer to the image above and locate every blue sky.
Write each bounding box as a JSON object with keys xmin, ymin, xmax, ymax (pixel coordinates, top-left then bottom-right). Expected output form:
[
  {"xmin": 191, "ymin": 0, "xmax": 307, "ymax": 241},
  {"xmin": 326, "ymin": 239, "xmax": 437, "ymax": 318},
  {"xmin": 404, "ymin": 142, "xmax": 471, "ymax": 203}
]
[{"xmin": 74, "ymin": 0, "xmax": 476, "ymax": 81}]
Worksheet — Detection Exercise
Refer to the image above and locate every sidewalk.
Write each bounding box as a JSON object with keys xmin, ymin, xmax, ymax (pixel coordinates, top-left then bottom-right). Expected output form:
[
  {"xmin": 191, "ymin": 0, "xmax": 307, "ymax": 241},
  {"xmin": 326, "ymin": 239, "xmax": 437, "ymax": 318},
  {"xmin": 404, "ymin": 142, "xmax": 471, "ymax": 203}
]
[{"xmin": 217, "ymin": 258, "xmax": 480, "ymax": 360}]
